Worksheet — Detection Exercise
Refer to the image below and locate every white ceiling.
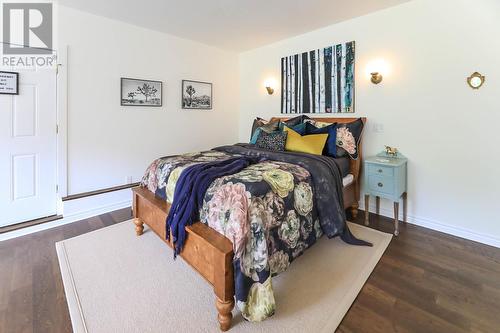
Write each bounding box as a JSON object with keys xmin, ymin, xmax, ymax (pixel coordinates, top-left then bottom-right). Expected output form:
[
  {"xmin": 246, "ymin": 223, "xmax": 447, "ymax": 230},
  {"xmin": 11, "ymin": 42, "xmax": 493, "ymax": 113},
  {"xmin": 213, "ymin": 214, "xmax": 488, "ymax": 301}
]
[{"xmin": 58, "ymin": 0, "xmax": 411, "ymax": 51}]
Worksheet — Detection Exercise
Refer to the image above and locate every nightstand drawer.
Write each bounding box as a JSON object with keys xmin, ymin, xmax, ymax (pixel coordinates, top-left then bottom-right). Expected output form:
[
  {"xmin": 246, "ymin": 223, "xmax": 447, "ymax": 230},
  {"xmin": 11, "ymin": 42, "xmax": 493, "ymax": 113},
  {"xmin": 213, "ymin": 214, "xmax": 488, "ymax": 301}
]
[
  {"xmin": 368, "ymin": 175, "xmax": 394, "ymax": 195},
  {"xmin": 367, "ymin": 164, "xmax": 394, "ymax": 177}
]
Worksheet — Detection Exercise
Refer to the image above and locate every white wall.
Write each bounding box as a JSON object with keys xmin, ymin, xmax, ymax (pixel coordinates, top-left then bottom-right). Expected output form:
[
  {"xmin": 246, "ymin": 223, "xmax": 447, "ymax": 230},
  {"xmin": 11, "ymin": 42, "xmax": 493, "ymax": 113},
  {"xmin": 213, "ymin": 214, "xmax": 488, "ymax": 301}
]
[
  {"xmin": 59, "ymin": 6, "xmax": 239, "ymax": 195},
  {"xmin": 238, "ymin": 0, "xmax": 500, "ymax": 246}
]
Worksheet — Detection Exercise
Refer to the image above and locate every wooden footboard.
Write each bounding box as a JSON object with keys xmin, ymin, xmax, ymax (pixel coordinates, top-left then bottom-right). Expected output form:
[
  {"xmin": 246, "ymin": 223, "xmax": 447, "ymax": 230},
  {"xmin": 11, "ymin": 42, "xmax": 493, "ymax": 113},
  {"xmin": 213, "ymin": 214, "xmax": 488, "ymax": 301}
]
[{"xmin": 132, "ymin": 187, "xmax": 235, "ymax": 331}]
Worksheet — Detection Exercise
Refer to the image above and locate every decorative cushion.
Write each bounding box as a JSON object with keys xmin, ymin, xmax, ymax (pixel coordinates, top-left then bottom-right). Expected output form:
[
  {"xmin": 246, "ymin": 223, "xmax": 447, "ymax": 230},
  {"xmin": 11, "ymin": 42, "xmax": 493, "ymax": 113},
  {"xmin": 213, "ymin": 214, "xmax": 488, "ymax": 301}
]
[
  {"xmin": 255, "ymin": 131, "xmax": 288, "ymax": 151},
  {"xmin": 304, "ymin": 119, "xmax": 331, "ymax": 128},
  {"xmin": 283, "ymin": 115, "xmax": 310, "ymax": 127},
  {"xmin": 305, "ymin": 122, "xmax": 338, "ymax": 157},
  {"xmin": 250, "ymin": 117, "xmax": 267, "ymax": 139},
  {"xmin": 260, "ymin": 120, "xmax": 281, "ymax": 133},
  {"xmin": 291, "ymin": 123, "xmax": 307, "ymax": 135},
  {"xmin": 336, "ymin": 118, "xmax": 364, "ymax": 159},
  {"xmin": 278, "ymin": 122, "xmax": 307, "ymax": 135},
  {"xmin": 283, "ymin": 126, "xmax": 328, "ymax": 155},
  {"xmin": 250, "ymin": 118, "xmax": 282, "ymax": 144},
  {"xmin": 250, "ymin": 128, "xmax": 263, "ymax": 144}
]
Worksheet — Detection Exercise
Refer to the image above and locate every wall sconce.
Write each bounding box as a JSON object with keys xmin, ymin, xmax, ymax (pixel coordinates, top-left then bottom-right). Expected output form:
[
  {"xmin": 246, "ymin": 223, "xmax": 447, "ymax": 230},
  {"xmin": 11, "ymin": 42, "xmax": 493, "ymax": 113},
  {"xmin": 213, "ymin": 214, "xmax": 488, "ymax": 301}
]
[
  {"xmin": 467, "ymin": 72, "xmax": 485, "ymax": 89},
  {"xmin": 370, "ymin": 72, "xmax": 383, "ymax": 84},
  {"xmin": 264, "ymin": 78, "xmax": 276, "ymax": 95},
  {"xmin": 366, "ymin": 59, "xmax": 389, "ymax": 85}
]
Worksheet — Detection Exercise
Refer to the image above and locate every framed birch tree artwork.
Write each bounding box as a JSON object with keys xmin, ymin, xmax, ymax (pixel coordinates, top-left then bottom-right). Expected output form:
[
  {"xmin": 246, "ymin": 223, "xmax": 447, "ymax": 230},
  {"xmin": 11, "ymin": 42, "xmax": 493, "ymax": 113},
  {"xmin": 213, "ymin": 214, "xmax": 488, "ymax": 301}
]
[
  {"xmin": 121, "ymin": 78, "xmax": 163, "ymax": 107},
  {"xmin": 281, "ymin": 41, "xmax": 355, "ymax": 114}
]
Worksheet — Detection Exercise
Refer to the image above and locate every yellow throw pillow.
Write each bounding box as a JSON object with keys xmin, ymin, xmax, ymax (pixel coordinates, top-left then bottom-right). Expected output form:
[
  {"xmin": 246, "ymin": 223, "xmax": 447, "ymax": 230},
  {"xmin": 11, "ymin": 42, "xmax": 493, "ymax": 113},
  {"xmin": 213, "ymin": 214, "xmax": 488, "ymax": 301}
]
[{"xmin": 284, "ymin": 126, "xmax": 328, "ymax": 155}]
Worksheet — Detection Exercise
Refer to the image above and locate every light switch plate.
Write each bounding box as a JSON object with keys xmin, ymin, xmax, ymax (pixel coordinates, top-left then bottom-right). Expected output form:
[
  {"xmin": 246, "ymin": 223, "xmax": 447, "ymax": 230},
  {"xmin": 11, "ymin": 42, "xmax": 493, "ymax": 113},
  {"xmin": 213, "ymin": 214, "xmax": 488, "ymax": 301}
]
[{"xmin": 373, "ymin": 123, "xmax": 384, "ymax": 133}]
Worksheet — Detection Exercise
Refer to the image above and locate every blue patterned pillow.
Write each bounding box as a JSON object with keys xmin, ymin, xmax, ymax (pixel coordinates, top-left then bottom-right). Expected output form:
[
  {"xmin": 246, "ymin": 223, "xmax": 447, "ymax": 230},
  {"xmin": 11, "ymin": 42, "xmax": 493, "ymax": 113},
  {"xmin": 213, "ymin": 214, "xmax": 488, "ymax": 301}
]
[{"xmin": 256, "ymin": 131, "xmax": 288, "ymax": 151}]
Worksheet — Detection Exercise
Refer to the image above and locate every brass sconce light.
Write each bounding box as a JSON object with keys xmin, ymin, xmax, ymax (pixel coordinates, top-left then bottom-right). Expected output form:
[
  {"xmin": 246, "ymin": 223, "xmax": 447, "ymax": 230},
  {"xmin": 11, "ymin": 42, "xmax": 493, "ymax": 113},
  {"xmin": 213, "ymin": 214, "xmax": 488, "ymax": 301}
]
[
  {"xmin": 371, "ymin": 72, "xmax": 383, "ymax": 84},
  {"xmin": 467, "ymin": 72, "xmax": 485, "ymax": 90},
  {"xmin": 367, "ymin": 58, "xmax": 388, "ymax": 85},
  {"xmin": 264, "ymin": 78, "xmax": 276, "ymax": 95}
]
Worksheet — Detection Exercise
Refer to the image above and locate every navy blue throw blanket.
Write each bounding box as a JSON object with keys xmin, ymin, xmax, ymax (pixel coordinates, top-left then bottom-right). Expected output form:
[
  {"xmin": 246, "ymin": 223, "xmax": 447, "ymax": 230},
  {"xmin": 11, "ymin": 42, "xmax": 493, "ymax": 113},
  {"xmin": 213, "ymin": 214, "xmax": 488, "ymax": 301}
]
[{"xmin": 166, "ymin": 157, "xmax": 257, "ymax": 257}]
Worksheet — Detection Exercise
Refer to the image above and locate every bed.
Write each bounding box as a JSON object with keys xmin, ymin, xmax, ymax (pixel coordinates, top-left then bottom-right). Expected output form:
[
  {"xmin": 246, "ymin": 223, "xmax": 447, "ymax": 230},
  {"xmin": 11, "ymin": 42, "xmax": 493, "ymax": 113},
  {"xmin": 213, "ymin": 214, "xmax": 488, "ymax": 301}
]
[{"xmin": 132, "ymin": 117, "xmax": 365, "ymax": 331}]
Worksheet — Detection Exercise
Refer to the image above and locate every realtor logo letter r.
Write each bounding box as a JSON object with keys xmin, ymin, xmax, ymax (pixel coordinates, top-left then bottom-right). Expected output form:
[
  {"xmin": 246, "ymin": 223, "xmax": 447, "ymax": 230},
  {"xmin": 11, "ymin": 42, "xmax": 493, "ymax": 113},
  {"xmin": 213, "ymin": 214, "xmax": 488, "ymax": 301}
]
[{"xmin": 2, "ymin": 3, "xmax": 53, "ymax": 54}]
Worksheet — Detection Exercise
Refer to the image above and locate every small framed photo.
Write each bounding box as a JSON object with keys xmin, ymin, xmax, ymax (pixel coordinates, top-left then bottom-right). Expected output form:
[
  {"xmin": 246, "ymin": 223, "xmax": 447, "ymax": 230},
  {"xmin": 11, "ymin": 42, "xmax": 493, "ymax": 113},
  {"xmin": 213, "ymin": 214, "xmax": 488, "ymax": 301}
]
[
  {"xmin": 0, "ymin": 71, "xmax": 19, "ymax": 95},
  {"xmin": 182, "ymin": 80, "xmax": 212, "ymax": 110},
  {"xmin": 121, "ymin": 77, "xmax": 162, "ymax": 107}
]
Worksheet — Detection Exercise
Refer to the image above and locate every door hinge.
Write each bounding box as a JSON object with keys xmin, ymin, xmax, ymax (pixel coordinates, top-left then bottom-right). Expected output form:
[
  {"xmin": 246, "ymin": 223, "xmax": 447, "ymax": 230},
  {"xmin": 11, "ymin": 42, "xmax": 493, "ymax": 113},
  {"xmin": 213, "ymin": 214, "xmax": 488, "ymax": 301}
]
[
  {"xmin": 56, "ymin": 124, "xmax": 59, "ymax": 134},
  {"xmin": 56, "ymin": 185, "xmax": 59, "ymax": 193}
]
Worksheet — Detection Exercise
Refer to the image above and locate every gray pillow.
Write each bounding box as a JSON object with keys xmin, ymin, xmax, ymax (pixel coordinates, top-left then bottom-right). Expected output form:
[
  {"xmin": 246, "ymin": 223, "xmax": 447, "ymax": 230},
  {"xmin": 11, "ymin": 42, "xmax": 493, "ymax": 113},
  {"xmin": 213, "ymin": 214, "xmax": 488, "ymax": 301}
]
[{"xmin": 260, "ymin": 120, "xmax": 281, "ymax": 133}]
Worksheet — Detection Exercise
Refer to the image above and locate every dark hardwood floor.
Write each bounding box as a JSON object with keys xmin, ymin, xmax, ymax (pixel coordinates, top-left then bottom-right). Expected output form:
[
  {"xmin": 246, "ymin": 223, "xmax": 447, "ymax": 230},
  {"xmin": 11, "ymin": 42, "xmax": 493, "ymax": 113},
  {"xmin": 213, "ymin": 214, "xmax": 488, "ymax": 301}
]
[
  {"xmin": 1, "ymin": 208, "xmax": 499, "ymax": 333},
  {"xmin": 0, "ymin": 208, "xmax": 132, "ymax": 333}
]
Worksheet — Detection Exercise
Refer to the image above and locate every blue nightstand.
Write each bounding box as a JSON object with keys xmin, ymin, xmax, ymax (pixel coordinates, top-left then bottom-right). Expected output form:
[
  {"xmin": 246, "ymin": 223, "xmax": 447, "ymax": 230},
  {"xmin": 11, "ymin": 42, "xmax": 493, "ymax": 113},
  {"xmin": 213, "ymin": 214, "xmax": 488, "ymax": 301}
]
[{"xmin": 364, "ymin": 154, "xmax": 408, "ymax": 236}]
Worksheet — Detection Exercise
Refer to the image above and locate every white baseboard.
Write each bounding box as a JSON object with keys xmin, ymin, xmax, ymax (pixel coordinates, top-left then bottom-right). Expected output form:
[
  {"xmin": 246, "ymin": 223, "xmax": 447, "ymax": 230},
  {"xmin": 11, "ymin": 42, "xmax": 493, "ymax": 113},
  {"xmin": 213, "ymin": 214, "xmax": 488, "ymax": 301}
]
[
  {"xmin": 362, "ymin": 202, "xmax": 500, "ymax": 249},
  {"xmin": 0, "ymin": 190, "xmax": 132, "ymax": 242}
]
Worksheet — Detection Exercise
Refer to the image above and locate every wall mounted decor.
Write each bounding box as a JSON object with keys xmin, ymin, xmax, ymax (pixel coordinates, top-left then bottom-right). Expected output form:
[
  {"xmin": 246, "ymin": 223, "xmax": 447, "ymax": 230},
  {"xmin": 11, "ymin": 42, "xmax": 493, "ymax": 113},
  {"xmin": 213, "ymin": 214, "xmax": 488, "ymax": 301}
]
[
  {"xmin": 366, "ymin": 58, "xmax": 388, "ymax": 85},
  {"xmin": 370, "ymin": 72, "xmax": 383, "ymax": 84},
  {"xmin": 264, "ymin": 78, "xmax": 276, "ymax": 95},
  {"xmin": 0, "ymin": 71, "xmax": 19, "ymax": 95},
  {"xmin": 467, "ymin": 72, "xmax": 485, "ymax": 90},
  {"xmin": 281, "ymin": 41, "xmax": 355, "ymax": 114},
  {"xmin": 182, "ymin": 80, "xmax": 212, "ymax": 109},
  {"xmin": 121, "ymin": 78, "xmax": 162, "ymax": 106}
]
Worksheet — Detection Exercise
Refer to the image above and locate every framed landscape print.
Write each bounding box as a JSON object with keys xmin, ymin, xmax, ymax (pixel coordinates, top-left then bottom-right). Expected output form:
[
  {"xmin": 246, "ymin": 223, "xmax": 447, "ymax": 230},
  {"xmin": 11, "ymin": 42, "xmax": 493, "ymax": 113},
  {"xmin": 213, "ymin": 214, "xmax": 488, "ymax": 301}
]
[
  {"xmin": 121, "ymin": 78, "xmax": 162, "ymax": 107},
  {"xmin": 182, "ymin": 80, "xmax": 212, "ymax": 110}
]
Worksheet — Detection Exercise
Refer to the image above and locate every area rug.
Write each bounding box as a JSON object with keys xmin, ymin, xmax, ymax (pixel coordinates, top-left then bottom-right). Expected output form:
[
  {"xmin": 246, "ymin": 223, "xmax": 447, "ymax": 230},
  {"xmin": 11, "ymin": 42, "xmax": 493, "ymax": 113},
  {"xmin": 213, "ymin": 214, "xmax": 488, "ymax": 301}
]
[{"xmin": 56, "ymin": 220, "xmax": 392, "ymax": 333}]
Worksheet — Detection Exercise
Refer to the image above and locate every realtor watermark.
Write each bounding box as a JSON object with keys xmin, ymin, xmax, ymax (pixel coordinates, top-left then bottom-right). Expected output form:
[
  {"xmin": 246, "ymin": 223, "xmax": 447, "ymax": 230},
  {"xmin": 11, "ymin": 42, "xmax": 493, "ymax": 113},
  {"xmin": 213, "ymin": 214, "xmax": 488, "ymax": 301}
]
[{"xmin": 2, "ymin": 2, "xmax": 56, "ymax": 67}]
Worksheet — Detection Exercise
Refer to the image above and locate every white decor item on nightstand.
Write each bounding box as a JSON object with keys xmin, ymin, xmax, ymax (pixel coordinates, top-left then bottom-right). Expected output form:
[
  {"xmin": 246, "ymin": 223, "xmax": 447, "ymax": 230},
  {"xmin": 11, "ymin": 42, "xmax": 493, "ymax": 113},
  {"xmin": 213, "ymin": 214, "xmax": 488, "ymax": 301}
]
[{"xmin": 364, "ymin": 150, "xmax": 408, "ymax": 236}]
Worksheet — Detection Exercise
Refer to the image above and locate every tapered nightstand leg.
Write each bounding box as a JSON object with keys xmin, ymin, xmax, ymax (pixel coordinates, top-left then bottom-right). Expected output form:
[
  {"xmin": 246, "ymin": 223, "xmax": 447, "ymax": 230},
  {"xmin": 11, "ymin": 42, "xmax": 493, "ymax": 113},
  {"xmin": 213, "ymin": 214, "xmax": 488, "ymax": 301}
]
[
  {"xmin": 402, "ymin": 192, "xmax": 407, "ymax": 223},
  {"xmin": 364, "ymin": 194, "xmax": 370, "ymax": 226},
  {"xmin": 393, "ymin": 202, "xmax": 399, "ymax": 236},
  {"xmin": 376, "ymin": 196, "xmax": 380, "ymax": 215}
]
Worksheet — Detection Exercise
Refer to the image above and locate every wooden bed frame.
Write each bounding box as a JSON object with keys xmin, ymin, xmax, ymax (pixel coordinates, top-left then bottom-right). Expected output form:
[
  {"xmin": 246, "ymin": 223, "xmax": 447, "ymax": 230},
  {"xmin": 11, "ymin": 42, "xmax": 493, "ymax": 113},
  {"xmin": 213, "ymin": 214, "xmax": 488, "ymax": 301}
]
[{"xmin": 132, "ymin": 117, "xmax": 366, "ymax": 331}]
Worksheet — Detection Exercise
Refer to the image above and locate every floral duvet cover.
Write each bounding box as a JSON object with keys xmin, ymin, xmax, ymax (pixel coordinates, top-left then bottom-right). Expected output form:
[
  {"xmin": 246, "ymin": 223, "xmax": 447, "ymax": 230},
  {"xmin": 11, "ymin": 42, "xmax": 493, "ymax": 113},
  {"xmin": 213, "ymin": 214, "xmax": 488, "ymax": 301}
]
[{"xmin": 141, "ymin": 144, "xmax": 350, "ymax": 321}]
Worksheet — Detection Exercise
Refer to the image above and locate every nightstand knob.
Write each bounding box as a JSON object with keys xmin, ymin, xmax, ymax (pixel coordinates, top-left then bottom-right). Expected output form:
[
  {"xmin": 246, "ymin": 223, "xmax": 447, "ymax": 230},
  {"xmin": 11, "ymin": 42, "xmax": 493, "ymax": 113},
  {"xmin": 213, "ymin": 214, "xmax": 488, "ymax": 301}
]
[
  {"xmin": 378, "ymin": 169, "xmax": 383, "ymax": 173},
  {"xmin": 378, "ymin": 182, "xmax": 383, "ymax": 187}
]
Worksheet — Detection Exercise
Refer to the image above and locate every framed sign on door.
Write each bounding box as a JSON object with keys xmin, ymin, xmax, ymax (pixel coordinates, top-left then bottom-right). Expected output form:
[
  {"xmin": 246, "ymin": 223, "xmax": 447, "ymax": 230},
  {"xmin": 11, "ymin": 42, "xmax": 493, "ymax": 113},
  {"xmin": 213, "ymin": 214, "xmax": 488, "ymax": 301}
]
[{"xmin": 0, "ymin": 71, "xmax": 19, "ymax": 95}]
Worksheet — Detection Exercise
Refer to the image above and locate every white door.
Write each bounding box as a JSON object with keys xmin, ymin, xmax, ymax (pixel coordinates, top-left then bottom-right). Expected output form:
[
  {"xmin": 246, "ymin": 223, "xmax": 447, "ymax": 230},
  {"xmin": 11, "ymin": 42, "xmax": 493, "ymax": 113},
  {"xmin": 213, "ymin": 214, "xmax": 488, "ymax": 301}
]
[{"xmin": 0, "ymin": 68, "xmax": 58, "ymax": 227}]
